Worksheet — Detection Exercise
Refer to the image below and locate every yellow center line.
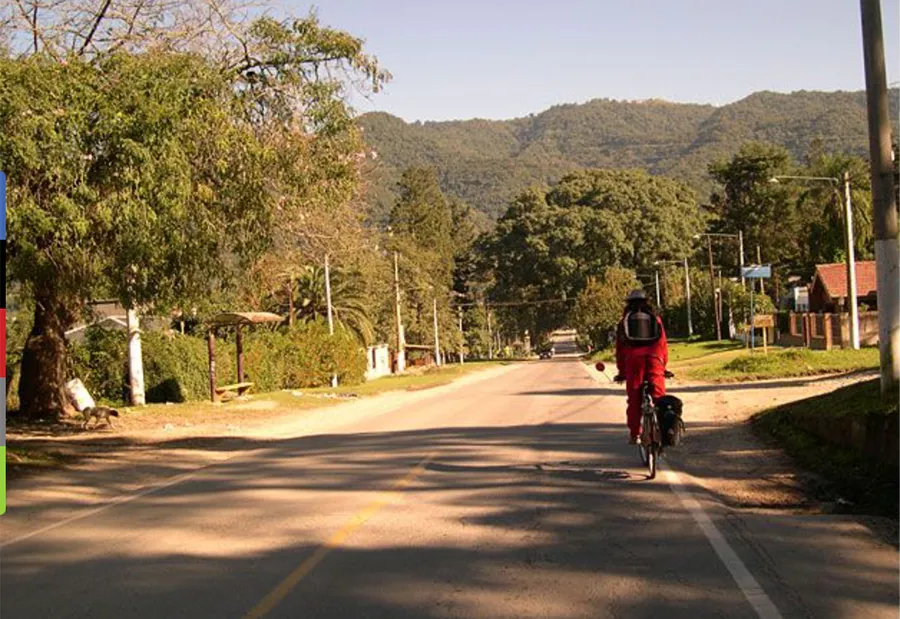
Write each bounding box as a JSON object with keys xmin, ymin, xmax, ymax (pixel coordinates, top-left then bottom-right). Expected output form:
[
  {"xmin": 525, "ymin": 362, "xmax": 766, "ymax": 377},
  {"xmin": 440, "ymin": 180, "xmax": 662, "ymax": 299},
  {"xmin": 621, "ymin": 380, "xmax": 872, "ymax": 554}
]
[{"xmin": 242, "ymin": 453, "xmax": 436, "ymax": 619}]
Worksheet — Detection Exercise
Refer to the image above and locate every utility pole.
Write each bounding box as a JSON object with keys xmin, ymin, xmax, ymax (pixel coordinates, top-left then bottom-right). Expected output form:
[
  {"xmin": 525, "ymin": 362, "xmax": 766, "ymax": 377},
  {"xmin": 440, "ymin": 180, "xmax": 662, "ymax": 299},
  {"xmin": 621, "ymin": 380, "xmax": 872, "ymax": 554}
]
[
  {"xmin": 861, "ymin": 0, "xmax": 899, "ymax": 393},
  {"xmin": 393, "ymin": 251, "xmax": 405, "ymax": 373},
  {"xmin": 287, "ymin": 273, "xmax": 294, "ymax": 328},
  {"xmin": 126, "ymin": 307, "xmax": 146, "ymax": 406},
  {"xmin": 433, "ymin": 297, "xmax": 441, "ymax": 367},
  {"xmin": 843, "ymin": 171, "xmax": 861, "ymax": 350},
  {"xmin": 708, "ymin": 236, "xmax": 722, "ymax": 340},
  {"xmin": 654, "ymin": 269, "xmax": 661, "ymax": 308},
  {"xmin": 756, "ymin": 246, "xmax": 764, "ymax": 294},
  {"xmin": 738, "ymin": 230, "xmax": 745, "ymax": 288},
  {"xmin": 458, "ymin": 306, "xmax": 465, "ymax": 365},
  {"xmin": 324, "ymin": 254, "xmax": 338, "ymax": 387},
  {"xmin": 486, "ymin": 303, "xmax": 494, "ymax": 360},
  {"xmin": 684, "ymin": 257, "xmax": 693, "ymax": 337}
]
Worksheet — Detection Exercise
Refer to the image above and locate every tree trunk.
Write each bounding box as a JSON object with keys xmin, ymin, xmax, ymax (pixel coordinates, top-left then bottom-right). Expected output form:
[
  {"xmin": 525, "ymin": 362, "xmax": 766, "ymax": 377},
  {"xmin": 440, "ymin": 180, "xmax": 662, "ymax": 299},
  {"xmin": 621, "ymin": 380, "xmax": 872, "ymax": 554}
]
[{"xmin": 18, "ymin": 292, "xmax": 75, "ymax": 419}]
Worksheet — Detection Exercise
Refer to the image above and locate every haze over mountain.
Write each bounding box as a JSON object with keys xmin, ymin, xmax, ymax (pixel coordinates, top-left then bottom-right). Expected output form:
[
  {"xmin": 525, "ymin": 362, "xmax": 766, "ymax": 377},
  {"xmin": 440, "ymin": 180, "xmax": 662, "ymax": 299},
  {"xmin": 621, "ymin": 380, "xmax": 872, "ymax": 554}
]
[{"xmin": 359, "ymin": 89, "xmax": 899, "ymax": 223}]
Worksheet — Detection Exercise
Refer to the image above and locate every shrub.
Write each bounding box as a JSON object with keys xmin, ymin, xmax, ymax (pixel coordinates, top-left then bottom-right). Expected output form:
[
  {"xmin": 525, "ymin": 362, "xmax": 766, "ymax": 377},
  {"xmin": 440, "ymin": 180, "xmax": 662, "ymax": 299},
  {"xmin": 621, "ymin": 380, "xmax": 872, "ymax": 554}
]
[{"xmin": 67, "ymin": 319, "xmax": 367, "ymax": 404}]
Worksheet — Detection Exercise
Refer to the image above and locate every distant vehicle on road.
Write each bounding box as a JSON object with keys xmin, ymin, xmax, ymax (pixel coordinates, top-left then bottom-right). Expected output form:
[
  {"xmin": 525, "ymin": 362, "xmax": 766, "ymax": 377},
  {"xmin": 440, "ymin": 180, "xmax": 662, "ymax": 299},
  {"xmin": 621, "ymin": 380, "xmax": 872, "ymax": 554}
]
[{"xmin": 537, "ymin": 342, "xmax": 555, "ymax": 359}]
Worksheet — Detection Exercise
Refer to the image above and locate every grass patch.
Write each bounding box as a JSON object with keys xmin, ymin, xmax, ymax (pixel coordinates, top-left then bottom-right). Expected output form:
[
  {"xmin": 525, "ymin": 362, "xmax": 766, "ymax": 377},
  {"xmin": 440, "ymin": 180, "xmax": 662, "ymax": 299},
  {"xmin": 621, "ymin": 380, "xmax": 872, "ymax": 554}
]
[
  {"xmin": 751, "ymin": 379, "xmax": 899, "ymax": 518},
  {"xmin": 688, "ymin": 347, "xmax": 879, "ymax": 382},
  {"xmin": 584, "ymin": 338, "xmax": 743, "ymax": 367},
  {"xmin": 667, "ymin": 338, "xmax": 744, "ymax": 363}
]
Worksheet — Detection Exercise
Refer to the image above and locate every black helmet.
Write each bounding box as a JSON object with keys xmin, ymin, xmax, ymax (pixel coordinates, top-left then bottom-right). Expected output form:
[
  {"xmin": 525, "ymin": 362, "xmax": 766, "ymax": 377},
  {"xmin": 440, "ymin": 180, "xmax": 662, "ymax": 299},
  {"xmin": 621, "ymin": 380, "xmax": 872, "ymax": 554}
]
[{"xmin": 625, "ymin": 289, "xmax": 648, "ymax": 303}]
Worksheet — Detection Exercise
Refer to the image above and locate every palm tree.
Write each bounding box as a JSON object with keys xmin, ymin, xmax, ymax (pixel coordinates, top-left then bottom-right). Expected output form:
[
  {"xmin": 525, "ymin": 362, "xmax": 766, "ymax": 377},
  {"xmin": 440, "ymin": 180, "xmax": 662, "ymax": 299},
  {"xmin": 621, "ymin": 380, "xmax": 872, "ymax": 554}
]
[{"xmin": 283, "ymin": 265, "xmax": 375, "ymax": 345}]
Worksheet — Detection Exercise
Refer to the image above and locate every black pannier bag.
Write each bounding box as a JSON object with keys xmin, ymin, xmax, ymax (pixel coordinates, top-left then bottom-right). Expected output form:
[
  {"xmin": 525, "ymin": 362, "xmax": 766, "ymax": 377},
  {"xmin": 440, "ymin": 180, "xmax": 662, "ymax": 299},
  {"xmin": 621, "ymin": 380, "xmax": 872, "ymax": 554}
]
[
  {"xmin": 655, "ymin": 395, "xmax": 684, "ymax": 447},
  {"xmin": 623, "ymin": 310, "xmax": 660, "ymax": 344}
]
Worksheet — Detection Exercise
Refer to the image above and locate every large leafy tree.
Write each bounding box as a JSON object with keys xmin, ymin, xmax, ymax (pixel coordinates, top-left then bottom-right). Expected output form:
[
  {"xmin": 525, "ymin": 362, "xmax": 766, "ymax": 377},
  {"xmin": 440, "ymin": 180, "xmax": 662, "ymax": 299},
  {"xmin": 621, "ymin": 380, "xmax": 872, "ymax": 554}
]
[
  {"xmin": 707, "ymin": 142, "xmax": 799, "ymax": 273},
  {"xmin": 480, "ymin": 169, "xmax": 704, "ymax": 342},
  {"xmin": 1, "ymin": 13, "xmax": 388, "ymax": 418}
]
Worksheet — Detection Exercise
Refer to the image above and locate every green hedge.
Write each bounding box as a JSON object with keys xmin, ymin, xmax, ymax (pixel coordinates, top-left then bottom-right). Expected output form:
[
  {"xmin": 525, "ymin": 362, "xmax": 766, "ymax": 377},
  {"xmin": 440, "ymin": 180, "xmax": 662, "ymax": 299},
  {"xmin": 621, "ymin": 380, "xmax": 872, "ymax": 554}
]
[{"xmin": 68, "ymin": 320, "xmax": 366, "ymax": 405}]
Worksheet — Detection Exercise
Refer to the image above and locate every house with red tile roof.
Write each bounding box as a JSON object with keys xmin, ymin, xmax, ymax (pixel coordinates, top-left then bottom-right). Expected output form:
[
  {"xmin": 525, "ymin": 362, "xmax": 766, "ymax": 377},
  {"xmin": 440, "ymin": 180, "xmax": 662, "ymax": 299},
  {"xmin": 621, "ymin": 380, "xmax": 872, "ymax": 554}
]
[{"xmin": 809, "ymin": 261, "xmax": 878, "ymax": 313}]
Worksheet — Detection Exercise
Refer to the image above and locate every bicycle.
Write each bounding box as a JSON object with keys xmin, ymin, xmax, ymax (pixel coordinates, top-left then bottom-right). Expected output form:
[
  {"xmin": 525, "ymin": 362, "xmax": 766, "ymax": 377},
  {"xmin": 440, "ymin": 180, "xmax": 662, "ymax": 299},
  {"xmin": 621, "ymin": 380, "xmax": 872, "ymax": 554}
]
[
  {"xmin": 594, "ymin": 361, "xmax": 673, "ymax": 480},
  {"xmin": 636, "ymin": 371, "xmax": 673, "ymax": 479}
]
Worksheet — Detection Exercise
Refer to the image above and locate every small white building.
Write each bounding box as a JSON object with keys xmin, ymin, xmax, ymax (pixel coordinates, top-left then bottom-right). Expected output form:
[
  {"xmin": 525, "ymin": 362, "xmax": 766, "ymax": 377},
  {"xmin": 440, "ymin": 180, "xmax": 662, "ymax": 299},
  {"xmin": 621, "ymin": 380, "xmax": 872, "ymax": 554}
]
[
  {"xmin": 365, "ymin": 344, "xmax": 391, "ymax": 381},
  {"xmin": 792, "ymin": 286, "xmax": 810, "ymax": 312}
]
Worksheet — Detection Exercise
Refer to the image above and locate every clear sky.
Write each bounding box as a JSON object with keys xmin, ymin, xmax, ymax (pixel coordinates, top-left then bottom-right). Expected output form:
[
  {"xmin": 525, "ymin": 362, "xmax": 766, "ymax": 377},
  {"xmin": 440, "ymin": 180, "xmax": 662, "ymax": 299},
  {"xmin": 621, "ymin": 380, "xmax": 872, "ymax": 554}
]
[{"xmin": 278, "ymin": 0, "xmax": 900, "ymax": 121}]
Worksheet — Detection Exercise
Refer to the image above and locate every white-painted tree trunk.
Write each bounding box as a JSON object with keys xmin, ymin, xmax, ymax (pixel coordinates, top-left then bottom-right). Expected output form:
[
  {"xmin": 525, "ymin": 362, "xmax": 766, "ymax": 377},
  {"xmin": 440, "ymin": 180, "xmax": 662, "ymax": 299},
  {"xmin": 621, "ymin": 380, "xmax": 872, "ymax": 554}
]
[{"xmin": 127, "ymin": 308, "xmax": 146, "ymax": 406}]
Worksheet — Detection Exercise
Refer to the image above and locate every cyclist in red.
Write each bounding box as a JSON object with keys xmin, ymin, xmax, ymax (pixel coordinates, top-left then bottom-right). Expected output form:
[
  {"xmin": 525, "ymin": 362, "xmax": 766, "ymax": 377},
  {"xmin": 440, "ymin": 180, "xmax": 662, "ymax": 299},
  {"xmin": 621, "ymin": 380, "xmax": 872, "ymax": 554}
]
[{"xmin": 614, "ymin": 289, "xmax": 669, "ymax": 444}]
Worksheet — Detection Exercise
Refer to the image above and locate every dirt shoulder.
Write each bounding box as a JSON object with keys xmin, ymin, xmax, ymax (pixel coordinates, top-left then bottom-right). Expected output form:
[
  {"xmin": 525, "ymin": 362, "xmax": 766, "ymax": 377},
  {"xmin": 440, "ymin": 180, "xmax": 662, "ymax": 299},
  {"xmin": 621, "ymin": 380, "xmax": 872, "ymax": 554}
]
[{"xmin": 586, "ymin": 362, "xmax": 896, "ymax": 541}]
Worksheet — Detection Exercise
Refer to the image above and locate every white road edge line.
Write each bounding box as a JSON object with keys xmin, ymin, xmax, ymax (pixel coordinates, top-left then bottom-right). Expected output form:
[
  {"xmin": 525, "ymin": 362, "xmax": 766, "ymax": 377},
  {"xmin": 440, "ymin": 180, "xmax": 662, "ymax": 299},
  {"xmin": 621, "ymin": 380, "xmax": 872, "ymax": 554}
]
[
  {"xmin": 663, "ymin": 464, "xmax": 784, "ymax": 619},
  {"xmin": 579, "ymin": 360, "xmax": 783, "ymax": 618}
]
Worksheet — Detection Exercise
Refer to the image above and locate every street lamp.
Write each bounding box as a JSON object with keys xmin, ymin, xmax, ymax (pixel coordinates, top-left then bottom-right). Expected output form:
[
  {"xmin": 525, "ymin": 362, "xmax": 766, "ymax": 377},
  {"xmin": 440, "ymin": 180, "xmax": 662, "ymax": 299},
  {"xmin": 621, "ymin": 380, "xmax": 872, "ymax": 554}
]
[{"xmin": 770, "ymin": 173, "xmax": 859, "ymax": 350}]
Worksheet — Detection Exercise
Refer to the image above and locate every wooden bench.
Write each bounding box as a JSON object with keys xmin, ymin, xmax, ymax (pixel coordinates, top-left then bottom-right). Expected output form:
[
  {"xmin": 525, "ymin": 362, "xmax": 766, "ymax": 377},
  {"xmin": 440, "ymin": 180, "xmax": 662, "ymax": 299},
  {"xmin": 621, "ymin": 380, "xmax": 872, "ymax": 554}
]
[{"xmin": 214, "ymin": 382, "xmax": 254, "ymax": 400}]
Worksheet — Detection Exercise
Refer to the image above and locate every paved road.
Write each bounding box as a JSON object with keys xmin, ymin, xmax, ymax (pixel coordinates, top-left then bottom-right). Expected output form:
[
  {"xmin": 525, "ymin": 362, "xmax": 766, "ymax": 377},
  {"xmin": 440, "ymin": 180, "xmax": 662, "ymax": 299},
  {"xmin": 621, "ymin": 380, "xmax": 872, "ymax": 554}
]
[{"xmin": 2, "ymin": 347, "xmax": 897, "ymax": 618}]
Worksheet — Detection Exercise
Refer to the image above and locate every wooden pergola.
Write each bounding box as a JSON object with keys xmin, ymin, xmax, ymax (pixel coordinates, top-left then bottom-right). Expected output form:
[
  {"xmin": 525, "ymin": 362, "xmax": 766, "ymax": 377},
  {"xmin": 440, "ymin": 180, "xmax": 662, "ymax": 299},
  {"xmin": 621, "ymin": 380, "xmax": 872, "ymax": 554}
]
[{"xmin": 207, "ymin": 312, "xmax": 283, "ymax": 402}]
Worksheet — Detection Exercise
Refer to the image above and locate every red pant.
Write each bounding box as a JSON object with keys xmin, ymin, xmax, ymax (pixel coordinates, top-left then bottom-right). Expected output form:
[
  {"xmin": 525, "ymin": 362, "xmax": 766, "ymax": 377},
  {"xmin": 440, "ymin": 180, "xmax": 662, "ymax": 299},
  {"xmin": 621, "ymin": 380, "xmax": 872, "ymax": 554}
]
[{"xmin": 624, "ymin": 350, "xmax": 666, "ymax": 438}]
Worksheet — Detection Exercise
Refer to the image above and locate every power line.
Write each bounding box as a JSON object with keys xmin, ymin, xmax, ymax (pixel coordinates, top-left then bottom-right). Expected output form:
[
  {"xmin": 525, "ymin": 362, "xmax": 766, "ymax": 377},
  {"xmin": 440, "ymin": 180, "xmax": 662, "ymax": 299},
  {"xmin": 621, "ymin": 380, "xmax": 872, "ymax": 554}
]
[{"xmin": 451, "ymin": 297, "xmax": 576, "ymax": 308}]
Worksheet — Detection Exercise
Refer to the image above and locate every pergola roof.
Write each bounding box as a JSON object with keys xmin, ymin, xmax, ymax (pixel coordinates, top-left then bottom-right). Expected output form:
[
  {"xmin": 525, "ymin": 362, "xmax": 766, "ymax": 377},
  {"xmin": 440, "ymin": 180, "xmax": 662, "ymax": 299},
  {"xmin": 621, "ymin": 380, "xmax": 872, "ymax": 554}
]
[{"xmin": 209, "ymin": 312, "xmax": 284, "ymax": 326}]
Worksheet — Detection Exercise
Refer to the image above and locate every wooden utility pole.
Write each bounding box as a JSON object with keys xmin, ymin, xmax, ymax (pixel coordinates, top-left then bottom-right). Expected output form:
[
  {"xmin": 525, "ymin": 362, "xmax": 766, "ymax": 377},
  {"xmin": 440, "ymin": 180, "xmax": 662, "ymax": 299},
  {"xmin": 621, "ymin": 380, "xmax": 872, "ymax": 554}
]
[
  {"xmin": 287, "ymin": 274, "xmax": 294, "ymax": 328},
  {"xmin": 393, "ymin": 251, "xmax": 405, "ymax": 373},
  {"xmin": 860, "ymin": 0, "xmax": 899, "ymax": 394},
  {"xmin": 684, "ymin": 257, "xmax": 693, "ymax": 337},
  {"xmin": 708, "ymin": 236, "xmax": 721, "ymax": 340}
]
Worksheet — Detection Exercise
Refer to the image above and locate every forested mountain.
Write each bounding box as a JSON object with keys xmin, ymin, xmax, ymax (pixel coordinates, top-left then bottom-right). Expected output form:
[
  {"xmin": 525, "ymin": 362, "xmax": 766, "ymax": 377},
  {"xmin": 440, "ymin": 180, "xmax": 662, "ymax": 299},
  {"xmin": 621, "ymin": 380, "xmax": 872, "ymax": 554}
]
[{"xmin": 359, "ymin": 89, "xmax": 899, "ymax": 221}]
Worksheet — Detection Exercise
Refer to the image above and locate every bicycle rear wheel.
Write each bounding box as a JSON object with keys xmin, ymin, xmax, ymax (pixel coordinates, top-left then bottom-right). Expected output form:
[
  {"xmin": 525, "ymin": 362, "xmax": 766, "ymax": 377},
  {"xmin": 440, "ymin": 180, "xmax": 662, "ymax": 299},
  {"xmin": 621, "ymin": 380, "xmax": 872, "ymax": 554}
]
[{"xmin": 647, "ymin": 445, "xmax": 657, "ymax": 479}]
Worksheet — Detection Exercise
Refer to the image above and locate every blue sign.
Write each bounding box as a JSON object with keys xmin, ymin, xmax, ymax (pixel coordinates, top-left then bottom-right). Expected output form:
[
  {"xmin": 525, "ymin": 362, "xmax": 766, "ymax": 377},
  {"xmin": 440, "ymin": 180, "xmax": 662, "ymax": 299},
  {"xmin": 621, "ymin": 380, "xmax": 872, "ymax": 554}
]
[{"xmin": 742, "ymin": 264, "xmax": 771, "ymax": 279}]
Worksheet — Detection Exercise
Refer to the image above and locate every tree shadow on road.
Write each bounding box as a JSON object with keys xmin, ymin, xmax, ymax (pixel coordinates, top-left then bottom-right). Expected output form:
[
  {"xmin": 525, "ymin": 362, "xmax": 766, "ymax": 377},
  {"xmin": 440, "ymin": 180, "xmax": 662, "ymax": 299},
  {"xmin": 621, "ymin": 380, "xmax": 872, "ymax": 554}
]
[{"xmin": 3, "ymin": 421, "xmax": 898, "ymax": 619}]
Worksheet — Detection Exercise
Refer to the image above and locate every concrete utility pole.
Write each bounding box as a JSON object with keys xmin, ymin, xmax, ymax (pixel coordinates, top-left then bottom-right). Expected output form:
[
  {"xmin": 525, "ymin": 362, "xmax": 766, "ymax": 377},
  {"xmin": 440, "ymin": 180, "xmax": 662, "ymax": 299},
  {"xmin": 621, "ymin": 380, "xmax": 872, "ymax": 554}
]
[
  {"xmin": 393, "ymin": 251, "xmax": 405, "ymax": 373},
  {"xmin": 843, "ymin": 172, "xmax": 861, "ymax": 350},
  {"xmin": 126, "ymin": 308, "xmax": 146, "ymax": 406},
  {"xmin": 458, "ymin": 306, "xmax": 465, "ymax": 365},
  {"xmin": 486, "ymin": 304, "xmax": 494, "ymax": 360},
  {"xmin": 738, "ymin": 230, "xmax": 745, "ymax": 288},
  {"xmin": 860, "ymin": 0, "xmax": 899, "ymax": 393},
  {"xmin": 324, "ymin": 254, "xmax": 338, "ymax": 387},
  {"xmin": 684, "ymin": 257, "xmax": 693, "ymax": 337},
  {"xmin": 654, "ymin": 269, "xmax": 661, "ymax": 308},
  {"xmin": 433, "ymin": 297, "xmax": 441, "ymax": 367}
]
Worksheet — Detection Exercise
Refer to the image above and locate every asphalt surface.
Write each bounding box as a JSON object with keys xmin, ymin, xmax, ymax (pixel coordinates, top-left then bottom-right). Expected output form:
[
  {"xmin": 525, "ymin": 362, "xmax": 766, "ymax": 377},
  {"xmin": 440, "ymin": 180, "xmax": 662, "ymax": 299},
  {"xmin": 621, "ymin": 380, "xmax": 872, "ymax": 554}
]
[{"xmin": 1, "ymin": 337, "xmax": 897, "ymax": 618}]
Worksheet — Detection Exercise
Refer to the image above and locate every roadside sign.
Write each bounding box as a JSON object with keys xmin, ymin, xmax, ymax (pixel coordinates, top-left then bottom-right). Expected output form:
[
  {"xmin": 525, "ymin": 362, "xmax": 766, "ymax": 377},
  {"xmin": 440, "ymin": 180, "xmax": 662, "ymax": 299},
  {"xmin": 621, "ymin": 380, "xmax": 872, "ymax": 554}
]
[
  {"xmin": 742, "ymin": 264, "xmax": 771, "ymax": 279},
  {"xmin": 753, "ymin": 315, "xmax": 775, "ymax": 328}
]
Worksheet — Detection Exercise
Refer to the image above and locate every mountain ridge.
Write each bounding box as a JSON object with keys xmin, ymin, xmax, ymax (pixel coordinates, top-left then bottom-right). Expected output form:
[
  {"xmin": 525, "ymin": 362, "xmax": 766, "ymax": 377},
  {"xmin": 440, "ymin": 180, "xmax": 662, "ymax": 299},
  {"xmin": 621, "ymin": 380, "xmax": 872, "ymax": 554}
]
[{"xmin": 359, "ymin": 88, "xmax": 899, "ymax": 221}]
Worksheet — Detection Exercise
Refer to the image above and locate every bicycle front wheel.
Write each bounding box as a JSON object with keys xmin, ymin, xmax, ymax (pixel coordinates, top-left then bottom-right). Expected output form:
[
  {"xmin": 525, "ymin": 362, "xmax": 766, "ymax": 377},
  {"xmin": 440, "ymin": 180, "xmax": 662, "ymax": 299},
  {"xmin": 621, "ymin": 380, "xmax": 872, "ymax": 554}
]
[{"xmin": 647, "ymin": 445, "xmax": 657, "ymax": 479}]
